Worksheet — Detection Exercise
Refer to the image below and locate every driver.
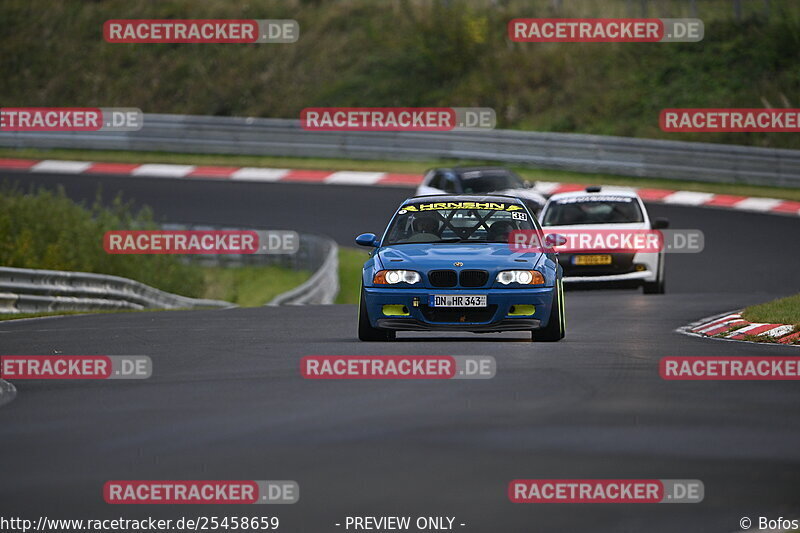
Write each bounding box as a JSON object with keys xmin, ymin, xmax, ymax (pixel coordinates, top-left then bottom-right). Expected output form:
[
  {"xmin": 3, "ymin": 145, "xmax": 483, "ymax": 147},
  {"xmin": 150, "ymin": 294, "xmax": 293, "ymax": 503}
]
[
  {"xmin": 406, "ymin": 213, "xmax": 441, "ymax": 242},
  {"xmin": 488, "ymin": 220, "xmax": 515, "ymax": 242}
]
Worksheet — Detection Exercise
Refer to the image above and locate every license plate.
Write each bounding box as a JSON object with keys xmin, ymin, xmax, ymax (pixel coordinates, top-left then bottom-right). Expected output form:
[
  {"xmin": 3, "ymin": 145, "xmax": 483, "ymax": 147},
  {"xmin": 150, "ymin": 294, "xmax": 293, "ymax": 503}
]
[
  {"xmin": 573, "ymin": 254, "xmax": 613, "ymax": 265},
  {"xmin": 428, "ymin": 295, "xmax": 487, "ymax": 307}
]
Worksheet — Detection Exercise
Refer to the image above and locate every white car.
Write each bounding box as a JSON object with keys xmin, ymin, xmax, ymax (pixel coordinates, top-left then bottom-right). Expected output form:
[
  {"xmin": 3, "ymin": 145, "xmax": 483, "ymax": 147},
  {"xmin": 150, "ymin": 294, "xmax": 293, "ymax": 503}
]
[
  {"xmin": 538, "ymin": 186, "xmax": 668, "ymax": 294},
  {"xmin": 416, "ymin": 166, "xmax": 547, "ymax": 215}
]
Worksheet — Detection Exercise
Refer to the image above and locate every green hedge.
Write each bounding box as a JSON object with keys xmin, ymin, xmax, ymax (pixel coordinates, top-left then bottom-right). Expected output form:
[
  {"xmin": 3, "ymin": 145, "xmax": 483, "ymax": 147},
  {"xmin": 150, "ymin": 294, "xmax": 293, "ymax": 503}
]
[
  {"xmin": 1, "ymin": 0, "xmax": 799, "ymax": 147},
  {"xmin": 0, "ymin": 185, "xmax": 205, "ymax": 297}
]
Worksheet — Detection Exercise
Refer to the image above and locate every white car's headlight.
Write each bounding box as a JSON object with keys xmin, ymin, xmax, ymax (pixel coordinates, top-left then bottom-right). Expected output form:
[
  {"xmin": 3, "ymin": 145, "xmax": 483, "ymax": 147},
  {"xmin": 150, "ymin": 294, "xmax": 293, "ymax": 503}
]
[
  {"xmin": 496, "ymin": 270, "xmax": 545, "ymax": 285},
  {"xmin": 374, "ymin": 270, "xmax": 421, "ymax": 285}
]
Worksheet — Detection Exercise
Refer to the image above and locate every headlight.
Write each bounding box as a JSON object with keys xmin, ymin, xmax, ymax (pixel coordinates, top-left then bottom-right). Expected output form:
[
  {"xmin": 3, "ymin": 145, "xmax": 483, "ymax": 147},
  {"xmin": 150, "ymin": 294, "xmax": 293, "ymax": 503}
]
[
  {"xmin": 374, "ymin": 270, "xmax": 421, "ymax": 285},
  {"xmin": 496, "ymin": 270, "xmax": 545, "ymax": 285}
]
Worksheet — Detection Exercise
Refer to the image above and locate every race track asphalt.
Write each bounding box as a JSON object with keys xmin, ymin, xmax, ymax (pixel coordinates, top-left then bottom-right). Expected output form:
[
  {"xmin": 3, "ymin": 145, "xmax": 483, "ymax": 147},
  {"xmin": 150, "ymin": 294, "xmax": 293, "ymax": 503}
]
[{"xmin": 1, "ymin": 171, "xmax": 799, "ymax": 532}]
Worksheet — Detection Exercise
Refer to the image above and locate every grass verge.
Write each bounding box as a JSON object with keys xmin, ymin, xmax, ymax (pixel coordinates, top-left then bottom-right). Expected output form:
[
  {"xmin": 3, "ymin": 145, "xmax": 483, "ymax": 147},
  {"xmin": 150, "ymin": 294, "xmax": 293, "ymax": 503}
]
[
  {"xmin": 0, "ymin": 265, "xmax": 310, "ymax": 321},
  {"xmin": 336, "ymin": 247, "xmax": 370, "ymax": 305},
  {"xmin": 201, "ymin": 266, "xmax": 309, "ymax": 307},
  {"xmin": 742, "ymin": 294, "xmax": 800, "ymax": 326},
  {"xmin": 2, "ymin": 147, "xmax": 799, "ymax": 202}
]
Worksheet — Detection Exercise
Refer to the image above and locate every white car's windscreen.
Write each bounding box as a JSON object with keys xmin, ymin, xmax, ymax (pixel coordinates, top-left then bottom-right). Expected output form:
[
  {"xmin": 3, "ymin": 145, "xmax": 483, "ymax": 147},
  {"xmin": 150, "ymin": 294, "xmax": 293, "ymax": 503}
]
[{"xmin": 542, "ymin": 197, "xmax": 644, "ymax": 226}]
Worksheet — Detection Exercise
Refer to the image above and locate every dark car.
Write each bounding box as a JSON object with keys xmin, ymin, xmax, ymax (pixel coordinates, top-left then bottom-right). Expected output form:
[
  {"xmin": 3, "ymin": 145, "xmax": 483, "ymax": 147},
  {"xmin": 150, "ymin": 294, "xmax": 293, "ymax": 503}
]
[{"xmin": 416, "ymin": 166, "xmax": 547, "ymax": 214}]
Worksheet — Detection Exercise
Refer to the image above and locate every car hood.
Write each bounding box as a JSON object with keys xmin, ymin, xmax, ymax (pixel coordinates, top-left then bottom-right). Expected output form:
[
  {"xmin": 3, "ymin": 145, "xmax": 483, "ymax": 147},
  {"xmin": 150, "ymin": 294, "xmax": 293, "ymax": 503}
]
[{"xmin": 376, "ymin": 243, "xmax": 542, "ymax": 271}]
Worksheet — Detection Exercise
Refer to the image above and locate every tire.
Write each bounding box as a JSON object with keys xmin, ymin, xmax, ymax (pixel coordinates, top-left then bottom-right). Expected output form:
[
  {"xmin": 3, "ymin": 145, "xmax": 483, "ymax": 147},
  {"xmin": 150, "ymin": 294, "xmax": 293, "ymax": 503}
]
[
  {"xmin": 642, "ymin": 278, "xmax": 665, "ymax": 294},
  {"xmin": 533, "ymin": 279, "xmax": 565, "ymax": 342},
  {"xmin": 358, "ymin": 286, "xmax": 395, "ymax": 341},
  {"xmin": 643, "ymin": 254, "xmax": 665, "ymax": 294},
  {"xmin": 558, "ymin": 278, "xmax": 566, "ymax": 339}
]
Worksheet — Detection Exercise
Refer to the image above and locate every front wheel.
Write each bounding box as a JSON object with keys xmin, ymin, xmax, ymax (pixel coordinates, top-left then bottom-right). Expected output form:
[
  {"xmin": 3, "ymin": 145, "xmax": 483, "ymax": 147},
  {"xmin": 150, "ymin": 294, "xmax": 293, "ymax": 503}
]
[
  {"xmin": 643, "ymin": 254, "xmax": 665, "ymax": 294},
  {"xmin": 533, "ymin": 279, "xmax": 565, "ymax": 342},
  {"xmin": 358, "ymin": 286, "xmax": 395, "ymax": 341},
  {"xmin": 642, "ymin": 277, "xmax": 665, "ymax": 294}
]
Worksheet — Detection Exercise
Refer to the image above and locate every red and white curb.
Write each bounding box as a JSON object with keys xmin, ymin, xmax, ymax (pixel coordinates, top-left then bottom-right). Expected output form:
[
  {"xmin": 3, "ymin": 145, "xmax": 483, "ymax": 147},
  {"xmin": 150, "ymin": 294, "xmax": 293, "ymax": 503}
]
[
  {"xmin": 0, "ymin": 158, "xmax": 421, "ymax": 187},
  {"xmin": 678, "ymin": 310, "xmax": 800, "ymax": 346},
  {"xmin": 1, "ymin": 157, "xmax": 799, "ymax": 217}
]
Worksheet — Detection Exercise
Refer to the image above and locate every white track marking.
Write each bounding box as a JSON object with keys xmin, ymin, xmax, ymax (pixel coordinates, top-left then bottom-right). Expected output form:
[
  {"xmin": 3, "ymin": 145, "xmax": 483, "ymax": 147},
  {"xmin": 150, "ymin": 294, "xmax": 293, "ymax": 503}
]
[
  {"xmin": 761, "ymin": 325, "xmax": 795, "ymax": 338},
  {"xmin": 724, "ymin": 323, "xmax": 768, "ymax": 337},
  {"xmin": 32, "ymin": 160, "xmax": 92, "ymax": 173},
  {"xmin": 662, "ymin": 191, "xmax": 715, "ymax": 205},
  {"xmin": 325, "ymin": 171, "xmax": 386, "ymax": 185},
  {"xmin": 696, "ymin": 317, "xmax": 744, "ymax": 334},
  {"xmin": 230, "ymin": 168, "xmax": 290, "ymax": 181},
  {"xmin": 694, "ymin": 313, "xmax": 741, "ymax": 330},
  {"xmin": 532, "ymin": 181, "xmax": 562, "ymax": 195},
  {"xmin": 733, "ymin": 197, "xmax": 783, "ymax": 211},
  {"xmin": 131, "ymin": 164, "xmax": 195, "ymax": 178}
]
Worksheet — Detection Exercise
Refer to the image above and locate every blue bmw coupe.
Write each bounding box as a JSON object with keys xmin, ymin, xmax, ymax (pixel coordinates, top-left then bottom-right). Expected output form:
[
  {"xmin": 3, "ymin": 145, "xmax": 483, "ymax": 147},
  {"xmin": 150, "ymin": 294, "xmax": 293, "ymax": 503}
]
[{"xmin": 355, "ymin": 195, "xmax": 565, "ymax": 342}]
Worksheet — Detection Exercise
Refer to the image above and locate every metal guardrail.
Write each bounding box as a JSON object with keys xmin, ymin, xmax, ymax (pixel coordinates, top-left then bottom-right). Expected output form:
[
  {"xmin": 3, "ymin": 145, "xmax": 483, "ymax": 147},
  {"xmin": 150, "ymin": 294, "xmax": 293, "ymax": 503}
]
[
  {"xmin": 0, "ymin": 266, "xmax": 233, "ymax": 313},
  {"xmin": 167, "ymin": 226, "xmax": 335, "ymax": 273},
  {"xmin": 1, "ymin": 113, "xmax": 800, "ymax": 187},
  {"xmin": 162, "ymin": 225, "xmax": 340, "ymax": 305},
  {"xmin": 268, "ymin": 237, "xmax": 339, "ymax": 305},
  {"xmin": 0, "ymin": 379, "xmax": 17, "ymax": 408},
  {"xmin": 0, "ymin": 230, "xmax": 339, "ymax": 312}
]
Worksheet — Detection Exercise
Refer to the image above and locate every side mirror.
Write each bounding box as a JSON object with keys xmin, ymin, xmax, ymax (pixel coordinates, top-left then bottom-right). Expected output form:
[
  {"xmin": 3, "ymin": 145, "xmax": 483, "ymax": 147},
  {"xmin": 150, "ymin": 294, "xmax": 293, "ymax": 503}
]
[
  {"xmin": 355, "ymin": 233, "xmax": 379, "ymax": 247},
  {"xmin": 523, "ymin": 180, "xmax": 534, "ymax": 189},
  {"xmin": 544, "ymin": 233, "xmax": 567, "ymax": 247},
  {"xmin": 652, "ymin": 217, "xmax": 670, "ymax": 230}
]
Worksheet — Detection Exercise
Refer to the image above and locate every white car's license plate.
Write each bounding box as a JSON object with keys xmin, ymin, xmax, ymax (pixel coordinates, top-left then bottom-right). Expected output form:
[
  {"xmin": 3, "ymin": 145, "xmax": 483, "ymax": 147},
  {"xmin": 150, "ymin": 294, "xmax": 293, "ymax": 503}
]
[{"xmin": 428, "ymin": 295, "xmax": 487, "ymax": 307}]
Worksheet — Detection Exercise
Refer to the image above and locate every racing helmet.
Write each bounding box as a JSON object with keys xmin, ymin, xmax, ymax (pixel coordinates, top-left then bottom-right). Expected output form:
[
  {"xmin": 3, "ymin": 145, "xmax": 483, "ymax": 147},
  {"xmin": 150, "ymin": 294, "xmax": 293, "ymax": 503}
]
[{"xmin": 411, "ymin": 213, "xmax": 439, "ymax": 234}]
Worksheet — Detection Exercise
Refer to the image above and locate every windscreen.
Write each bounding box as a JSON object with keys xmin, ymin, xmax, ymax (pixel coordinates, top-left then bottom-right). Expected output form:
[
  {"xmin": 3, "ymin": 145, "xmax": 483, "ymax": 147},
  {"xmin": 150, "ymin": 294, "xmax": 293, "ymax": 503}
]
[
  {"xmin": 542, "ymin": 196, "xmax": 644, "ymax": 226},
  {"xmin": 384, "ymin": 202, "xmax": 535, "ymax": 244},
  {"xmin": 460, "ymin": 172, "xmax": 521, "ymax": 193}
]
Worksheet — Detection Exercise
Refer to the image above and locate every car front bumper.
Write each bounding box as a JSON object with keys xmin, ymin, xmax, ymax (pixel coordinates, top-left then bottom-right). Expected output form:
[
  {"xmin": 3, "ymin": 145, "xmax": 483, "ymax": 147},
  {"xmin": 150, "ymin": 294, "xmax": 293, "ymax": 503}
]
[
  {"xmin": 563, "ymin": 271, "xmax": 652, "ymax": 283},
  {"xmin": 559, "ymin": 252, "xmax": 659, "ymax": 283},
  {"xmin": 363, "ymin": 286, "xmax": 554, "ymax": 332}
]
